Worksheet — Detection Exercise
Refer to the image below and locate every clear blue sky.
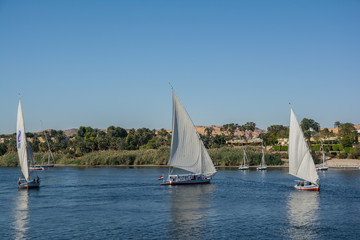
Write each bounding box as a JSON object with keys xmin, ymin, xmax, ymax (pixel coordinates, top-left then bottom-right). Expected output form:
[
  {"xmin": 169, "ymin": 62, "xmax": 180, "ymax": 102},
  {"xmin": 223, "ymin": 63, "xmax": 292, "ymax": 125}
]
[{"xmin": 1, "ymin": 0, "xmax": 359, "ymax": 134}]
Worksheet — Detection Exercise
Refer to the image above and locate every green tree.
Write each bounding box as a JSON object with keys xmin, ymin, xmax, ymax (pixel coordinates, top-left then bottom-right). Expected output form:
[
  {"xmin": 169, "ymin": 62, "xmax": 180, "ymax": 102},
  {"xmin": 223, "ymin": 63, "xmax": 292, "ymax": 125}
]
[
  {"xmin": 30, "ymin": 138, "xmax": 40, "ymax": 152},
  {"xmin": 96, "ymin": 136, "xmax": 109, "ymax": 151},
  {"xmin": 334, "ymin": 121, "xmax": 341, "ymax": 128},
  {"xmin": 146, "ymin": 138, "xmax": 160, "ymax": 149},
  {"xmin": 340, "ymin": 135, "xmax": 353, "ymax": 148},
  {"xmin": 338, "ymin": 123, "xmax": 357, "ymax": 146},
  {"xmin": 338, "ymin": 123, "xmax": 356, "ymax": 138},
  {"xmin": 212, "ymin": 134, "xmax": 226, "ymax": 148},
  {"xmin": 220, "ymin": 123, "xmax": 238, "ymax": 138},
  {"xmin": 107, "ymin": 126, "xmax": 128, "ymax": 138},
  {"xmin": 300, "ymin": 118, "xmax": 320, "ymax": 141},
  {"xmin": 0, "ymin": 143, "xmax": 7, "ymax": 156},
  {"xmin": 204, "ymin": 127, "xmax": 214, "ymax": 137},
  {"xmin": 157, "ymin": 129, "xmax": 171, "ymax": 147},
  {"xmin": 243, "ymin": 122, "xmax": 256, "ymax": 131},
  {"xmin": 267, "ymin": 125, "xmax": 288, "ymax": 136}
]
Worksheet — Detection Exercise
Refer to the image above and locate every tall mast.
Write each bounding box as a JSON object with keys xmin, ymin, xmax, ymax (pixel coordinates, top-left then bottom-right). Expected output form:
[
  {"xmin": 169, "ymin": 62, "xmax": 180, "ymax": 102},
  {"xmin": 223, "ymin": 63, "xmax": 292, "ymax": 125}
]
[{"xmin": 41, "ymin": 120, "xmax": 55, "ymax": 164}]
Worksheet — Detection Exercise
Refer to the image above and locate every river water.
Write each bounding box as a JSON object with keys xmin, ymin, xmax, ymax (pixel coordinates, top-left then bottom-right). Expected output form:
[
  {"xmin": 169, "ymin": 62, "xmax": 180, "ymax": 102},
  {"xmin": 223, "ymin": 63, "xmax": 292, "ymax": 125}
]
[{"xmin": 0, "ymin": 167, "xmax": 359, "ymax": 239}]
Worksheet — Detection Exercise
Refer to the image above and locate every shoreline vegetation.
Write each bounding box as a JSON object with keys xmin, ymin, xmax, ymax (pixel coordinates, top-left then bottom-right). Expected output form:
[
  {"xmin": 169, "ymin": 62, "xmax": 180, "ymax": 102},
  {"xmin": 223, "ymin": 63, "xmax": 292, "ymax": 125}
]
[
  {"xmin": 1, "ymin": 146, "xmax": 280, "ymax": 167},
  {"xmin": 1, "ymin": 122, "xmax": 359, "ymax": 169},
  {"xmin": 1, "ymin": 146, "xmax": 359, "ymax": 168}
]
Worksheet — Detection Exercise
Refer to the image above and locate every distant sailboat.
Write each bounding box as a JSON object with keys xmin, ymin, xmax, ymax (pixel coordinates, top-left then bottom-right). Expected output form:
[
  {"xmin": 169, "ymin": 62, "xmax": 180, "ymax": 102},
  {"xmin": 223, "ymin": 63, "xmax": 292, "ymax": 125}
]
[
  {"xmin": 316, "ymin": 143, "xmax": 328, "ymax": 171},
  {"xmin": 161, "ymin": 88, "xmax": 217, "ymax": 185},
  {"xmin": 289, "ymin": 106, "xmax": 319, "ymax": 191},
  {"xmin": 257, "ymin": 141, "xmax": 267, "ymax": 170},
  {"xmin": 34, "ymin": 123, "xmax": 55, "ymax": 168},
  {"xmin": 28, "ymin": 144, "xmax": 44, "ymax": 171},
  {"xmin": 239, "ymin": 144, "xmax": 249, "ymax": 170},
  {"xmin": 17, "ymin": 98, "xmax": 40, "ymax": 189}
]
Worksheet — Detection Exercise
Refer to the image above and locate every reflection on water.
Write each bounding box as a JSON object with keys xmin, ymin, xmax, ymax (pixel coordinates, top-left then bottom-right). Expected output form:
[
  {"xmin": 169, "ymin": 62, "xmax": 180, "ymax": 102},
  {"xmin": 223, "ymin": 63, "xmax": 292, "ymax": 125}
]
[
  {"xmin": 13, "ymin": 190, "xmax": 29, "ymax": 240},
  {"xmin": 258, "ymin": 169, "xmax": 266, "ymax": 178},
  {"xmin": 287, "ymin": 191, "xmax": 319, "ymax": 240},
  {"xmin": 168, "ymin": 184, "xmax": 215, "ymax": 239}
]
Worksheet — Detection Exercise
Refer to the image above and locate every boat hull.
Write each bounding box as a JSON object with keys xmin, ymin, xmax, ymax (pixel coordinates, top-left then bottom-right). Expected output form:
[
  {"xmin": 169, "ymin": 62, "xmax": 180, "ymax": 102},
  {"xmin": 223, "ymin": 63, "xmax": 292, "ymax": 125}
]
[
  {"xmin": 239, "ymin": 167, "xmax": 249, "ymax": 170},
  {"xmin": 35, "ymin": 164, "xmax": 54, "ymax": 168},
  {"xmin": 257, "ymin": 167, "xmax": 267, "ymax": 170},
  {"xmin": 161, "ymin": 174, "xmax": 211, "ymax": 185},
  {"xmin": 29, "ymin": 166, "xmax": 44, "ymax": 171},
  {"xmin": 294, "ymin": 181, "xmax": 319, "ymax": 191},
  {"xmin": 19, "ymin": 181, "xmax": 40, "ymax": 189},
  {"xmin": 316, "ymin": 167, "xmax": 328, "ymax": 171}
]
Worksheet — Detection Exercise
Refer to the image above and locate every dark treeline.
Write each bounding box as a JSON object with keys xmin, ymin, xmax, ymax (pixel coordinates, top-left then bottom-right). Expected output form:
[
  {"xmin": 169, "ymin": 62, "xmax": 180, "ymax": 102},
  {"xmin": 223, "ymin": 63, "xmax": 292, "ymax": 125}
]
[{"xmin": 0, "ymin": 126, "xmax": 172, "ymax": 157}]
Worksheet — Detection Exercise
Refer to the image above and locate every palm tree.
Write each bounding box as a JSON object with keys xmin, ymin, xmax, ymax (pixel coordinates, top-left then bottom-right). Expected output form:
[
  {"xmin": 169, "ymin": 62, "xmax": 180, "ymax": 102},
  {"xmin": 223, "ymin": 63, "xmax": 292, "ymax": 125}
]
[
  {"xmin": 204, "ymin": 127, "xmax": 214, "ymax": 137},
  {"xmin": 334, "ymin": 121, "xmax": 341, "ymax": 129}
]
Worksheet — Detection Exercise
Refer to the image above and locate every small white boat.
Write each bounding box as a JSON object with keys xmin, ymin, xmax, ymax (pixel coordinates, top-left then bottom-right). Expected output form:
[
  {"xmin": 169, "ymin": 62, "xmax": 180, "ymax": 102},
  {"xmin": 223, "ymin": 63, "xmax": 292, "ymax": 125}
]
[
  {"xmin": 29, "ymin": 166, "xmax": 44, "ymax": 171},
  {"xmin": 161, "ymin": 87, "xmax": 216, "ymax": 185},
  {"xmin": 289, "ymin": 106, "xmax": 320, "ymax": 191},
  {"xmin": 239, "ymin": 144, "xmax": 249, "ymax": 170},
  {"xmin": 316, "ymin": 143, "xmax": 328, "ymax": 171},
  {"xmin": 257, "ymin": 141, "xmax": 267, "ymax": 171},
  {"xmin": 316, "ymin": 167, "xmax": 328, "ymax": 171},
  {"xmin": 26, "ymin": 140, "xmax": 43, "ymax": 171},
  {"xmin": 17, "ymin": 98, "xmax": 40, "ymax": 189},
  {"xmin": 294, "ymin": 180, "xmax": 319, "ymax": 191}
]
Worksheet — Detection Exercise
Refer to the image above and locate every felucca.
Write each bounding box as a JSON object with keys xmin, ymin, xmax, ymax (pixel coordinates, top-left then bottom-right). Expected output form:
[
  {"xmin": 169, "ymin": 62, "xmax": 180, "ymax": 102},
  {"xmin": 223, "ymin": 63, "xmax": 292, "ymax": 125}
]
[
  {"xmin": 288, "ymin": 106, "xmax": 319, "ymax": 191},
  {"xmin": 316, "ymin": 143, "xmax": 328, "ymax": 171},
  {"xmin": 28, "ymin": 143, "xmax": 44, "ymax": 171},
  {"xmin": 257, "ymin": 141, "xmax": 267, "ymax": 170},
  {"xmin": 17, "ymin": 98, "xmax": 40, "ymax": 189},
  {"xmin": 238, "ymin": 143, "xmax": 249, "ymax": 170},
  {"xmin": 161, "ymin": 88, "xmax": 217, "ymax": 185},
  {"xmin": 33, "ymin": 123, "xmax": 55, "ymax": 168}
]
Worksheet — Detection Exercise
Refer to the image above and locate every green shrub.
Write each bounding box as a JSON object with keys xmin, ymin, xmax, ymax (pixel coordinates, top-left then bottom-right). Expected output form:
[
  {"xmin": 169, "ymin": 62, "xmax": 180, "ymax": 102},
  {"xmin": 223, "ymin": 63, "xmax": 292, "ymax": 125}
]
[
  {"xmin": 280, "ymin": 146, "xmax": 288, "ymax": 151},
  {"xmin": 0, "ymin": 146, "xmax": 285, "ymax": 167},
  {"xmin": 323, "ymin": 145, "xmax": 331, "ymax": 152},
  {"xmin": 344, "ymin": 147, "xmax": 354, "ymax": 153},
  {"xmin": 338, "ymin": 152, "xmax": 348, "ymax": 159},
  {"xmin": 331, "ymin": 145, "xmax": 343, "ymax": 151},
  {"xmin": 311, "ymin": 145, "xmax": 321, "ymax": 151},
  {"xmin": 0, "ymin": 153, "xmax": 18, "ymax": 167}
]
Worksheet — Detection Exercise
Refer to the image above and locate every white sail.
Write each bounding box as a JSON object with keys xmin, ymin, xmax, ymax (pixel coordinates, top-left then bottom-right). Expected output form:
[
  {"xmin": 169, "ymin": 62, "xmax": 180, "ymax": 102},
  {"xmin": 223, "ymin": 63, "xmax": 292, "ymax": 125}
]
[
  {"xmin": 261, "ymin": 142, "xmax": 266, "ymax": 166},
  {"xmin": 321, "ymin": 144, "xmax": 326, "ymax": 167},
  {"xmin": 167, "ymin": 91, "xmax": 216, "ymax": 176},
  {"xmin": 289, "ymin": 108, "xmax": 319, "ymax": 183},
  {"xmin": 17, "ymin": 99, "xmax": 30, "ymax": 181},
  {"xmin": 242, "ymin": 145, "xmax": 248, "ymax": 167}
]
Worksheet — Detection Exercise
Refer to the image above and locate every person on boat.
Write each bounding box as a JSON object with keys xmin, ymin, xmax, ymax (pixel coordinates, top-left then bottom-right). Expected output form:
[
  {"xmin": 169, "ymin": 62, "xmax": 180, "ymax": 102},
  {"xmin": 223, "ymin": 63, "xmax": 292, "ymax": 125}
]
[
  {"xmin": 36, "ymin": 176, "xmax": 40, "ymax": 183},
  {"xmin": 18, "ymin": 179, "xmax": 21, "ymax": 185}
]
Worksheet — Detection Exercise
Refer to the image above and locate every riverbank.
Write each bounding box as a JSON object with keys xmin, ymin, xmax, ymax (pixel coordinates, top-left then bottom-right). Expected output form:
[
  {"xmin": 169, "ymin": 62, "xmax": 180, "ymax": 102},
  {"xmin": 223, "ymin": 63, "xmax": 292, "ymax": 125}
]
[
  {"xmin": 1, "ymin": 147, "xmax": 358, "ymax": 168},
  {"xmin": 46, "ymin": 158, "xmax": 360, "ymax": 169},
  {"xmin": 0, "ymin": 146, "xmax": 282, "ymax": 167},
  {"xmin": 325, "ymin": 159, "xmax": 360, "ymax": 168}
]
